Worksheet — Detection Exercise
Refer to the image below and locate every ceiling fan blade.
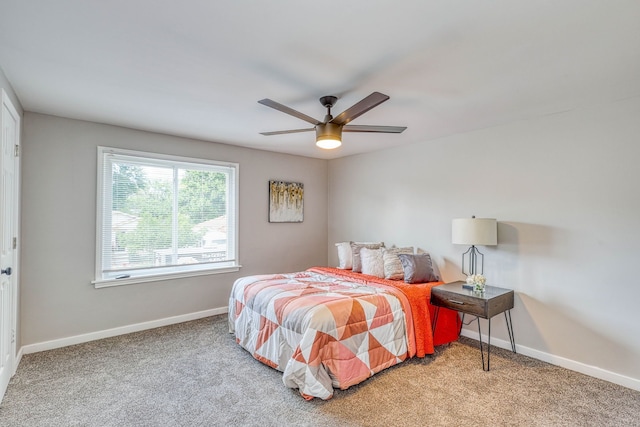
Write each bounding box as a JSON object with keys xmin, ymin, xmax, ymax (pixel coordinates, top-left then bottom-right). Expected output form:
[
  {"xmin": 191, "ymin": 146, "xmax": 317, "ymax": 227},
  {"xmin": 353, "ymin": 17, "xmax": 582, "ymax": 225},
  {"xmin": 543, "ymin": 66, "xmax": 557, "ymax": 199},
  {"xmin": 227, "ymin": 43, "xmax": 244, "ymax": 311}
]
[
  {"xmin": 343, "ymin": 125, "xmax": 407, "ymax": 133},
  {"xmin": 260, "ymin": 128, "xmax": 315, "ymax": 136},
  {"xmin": 330, "ymin": 92, "xmax": 390, "ymax": 126},
  {"xmin": 258, "ymin": 99, "xmax": 321, "ymax": 125}
]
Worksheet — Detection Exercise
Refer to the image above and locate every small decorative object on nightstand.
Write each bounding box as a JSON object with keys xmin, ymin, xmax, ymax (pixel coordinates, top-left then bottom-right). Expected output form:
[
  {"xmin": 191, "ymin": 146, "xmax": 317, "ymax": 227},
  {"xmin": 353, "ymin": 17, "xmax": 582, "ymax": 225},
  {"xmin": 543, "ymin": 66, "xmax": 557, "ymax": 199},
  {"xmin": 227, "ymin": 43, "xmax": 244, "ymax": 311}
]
[
  {"xmin": 431, "ymin": 281, "xmax": 515, "ymax": 371},
  {"xmin": 465, "ymin": 274, "xmax": 486, "ymax": 292}
]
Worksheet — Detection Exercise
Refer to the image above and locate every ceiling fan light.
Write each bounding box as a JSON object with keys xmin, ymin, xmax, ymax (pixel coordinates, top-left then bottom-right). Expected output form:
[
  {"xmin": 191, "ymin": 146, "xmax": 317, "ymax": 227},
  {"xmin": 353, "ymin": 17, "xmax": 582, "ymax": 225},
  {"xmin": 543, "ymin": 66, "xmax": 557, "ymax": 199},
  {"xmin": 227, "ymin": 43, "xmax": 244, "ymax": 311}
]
[
  {"xmin": 316, "ymin": 138, "xmax": 342, "ymax": 149},
  {"xmin": 315, "ymin": 123, "xmax": 342, "ymax": 150}
]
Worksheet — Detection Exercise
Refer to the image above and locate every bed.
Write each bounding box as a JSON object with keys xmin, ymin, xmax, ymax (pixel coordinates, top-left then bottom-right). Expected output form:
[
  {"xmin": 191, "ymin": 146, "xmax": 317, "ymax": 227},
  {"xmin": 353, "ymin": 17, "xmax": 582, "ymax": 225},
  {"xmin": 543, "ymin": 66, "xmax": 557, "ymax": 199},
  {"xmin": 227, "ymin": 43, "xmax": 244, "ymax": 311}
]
[{"xmin": 228, "ymin": 266, "xmax": 460, "ymax": 400}]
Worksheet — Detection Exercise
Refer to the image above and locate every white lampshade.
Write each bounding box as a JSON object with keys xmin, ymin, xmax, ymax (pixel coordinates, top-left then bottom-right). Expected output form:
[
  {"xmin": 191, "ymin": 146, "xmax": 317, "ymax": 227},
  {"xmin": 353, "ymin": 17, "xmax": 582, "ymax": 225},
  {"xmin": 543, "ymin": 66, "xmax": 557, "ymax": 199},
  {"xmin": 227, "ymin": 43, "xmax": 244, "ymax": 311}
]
[{"xmin": 452, "ymin": 218, "xmax": 497, "ymax": 246}]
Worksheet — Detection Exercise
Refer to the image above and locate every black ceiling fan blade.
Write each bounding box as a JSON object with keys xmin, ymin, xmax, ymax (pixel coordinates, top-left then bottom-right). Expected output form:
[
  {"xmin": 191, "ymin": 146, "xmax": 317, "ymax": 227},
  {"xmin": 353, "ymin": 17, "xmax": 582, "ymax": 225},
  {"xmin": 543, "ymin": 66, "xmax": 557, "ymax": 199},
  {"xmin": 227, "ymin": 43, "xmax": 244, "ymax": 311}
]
[
  {"xmin": 260, "ymin": 128, "xmax": 315, "ymax": 136},
  {"xmin": 258, "ymin": 99, "xmax": 321, "ymax": 125},
  {"xmin": 343, "ymin": 125, "xmax": 407, "ymax": 133},
  {"xmin": 330, "ymin": 92, "xmax": 390, "ymax": 126}
]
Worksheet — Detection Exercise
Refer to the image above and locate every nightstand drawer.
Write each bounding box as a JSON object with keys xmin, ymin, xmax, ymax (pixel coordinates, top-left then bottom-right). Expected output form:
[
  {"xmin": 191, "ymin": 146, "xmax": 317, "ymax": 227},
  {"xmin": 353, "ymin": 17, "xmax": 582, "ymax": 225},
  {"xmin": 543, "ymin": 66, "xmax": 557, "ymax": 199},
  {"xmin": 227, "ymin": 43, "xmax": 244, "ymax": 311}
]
[
  {"xmin": 430, "ymin": 291, "xmax": 486, "ymax": 317},
  {"xmin": 431, "ymin": 281, "xmax": 514, "ymax": 319}
]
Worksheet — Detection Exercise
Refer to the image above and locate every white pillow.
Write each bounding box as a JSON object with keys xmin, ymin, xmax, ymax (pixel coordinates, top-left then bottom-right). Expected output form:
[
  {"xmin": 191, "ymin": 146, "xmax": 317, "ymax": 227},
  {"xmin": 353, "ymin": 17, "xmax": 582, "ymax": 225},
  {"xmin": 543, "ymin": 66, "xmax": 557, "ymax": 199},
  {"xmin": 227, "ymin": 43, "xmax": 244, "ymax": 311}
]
[
  {"xmin": 360, "ymin": 247, "xmax": 385, "ymax": 278},
  {"xmin": 335, "ymin": 242, "xmax": 353, "ymax": 269},
  {"xmin": 350, "ymin": 242, "xmax": 385, "ymax": 273}
]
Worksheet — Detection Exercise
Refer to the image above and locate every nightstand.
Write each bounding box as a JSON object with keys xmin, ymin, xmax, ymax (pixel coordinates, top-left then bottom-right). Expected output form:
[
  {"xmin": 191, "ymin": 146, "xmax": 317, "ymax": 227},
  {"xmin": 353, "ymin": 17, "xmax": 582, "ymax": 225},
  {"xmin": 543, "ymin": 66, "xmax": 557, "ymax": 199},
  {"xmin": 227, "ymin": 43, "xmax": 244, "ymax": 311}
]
[{"xmin": 431, "ymin": 281, "xmax": 515, "ymax": 371}]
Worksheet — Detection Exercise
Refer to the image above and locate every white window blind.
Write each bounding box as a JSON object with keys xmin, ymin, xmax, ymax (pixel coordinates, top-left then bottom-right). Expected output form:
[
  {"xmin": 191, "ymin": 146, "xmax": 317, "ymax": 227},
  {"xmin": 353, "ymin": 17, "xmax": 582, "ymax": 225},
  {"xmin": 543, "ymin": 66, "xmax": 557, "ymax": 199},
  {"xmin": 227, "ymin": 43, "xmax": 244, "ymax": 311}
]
[{"xmin": 95, "ymin": 147, "xmax": 239, "ymax": 284}]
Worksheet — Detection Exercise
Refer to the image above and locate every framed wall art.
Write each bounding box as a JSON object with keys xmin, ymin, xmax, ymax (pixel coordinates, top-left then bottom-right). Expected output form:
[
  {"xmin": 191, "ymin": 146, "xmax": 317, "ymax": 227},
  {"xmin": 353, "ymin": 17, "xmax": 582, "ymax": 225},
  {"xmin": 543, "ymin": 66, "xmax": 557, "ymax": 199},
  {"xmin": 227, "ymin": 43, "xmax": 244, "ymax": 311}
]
[{"xmin": 269, "ymin": 180, "xmax": 304, "ymax": 223}]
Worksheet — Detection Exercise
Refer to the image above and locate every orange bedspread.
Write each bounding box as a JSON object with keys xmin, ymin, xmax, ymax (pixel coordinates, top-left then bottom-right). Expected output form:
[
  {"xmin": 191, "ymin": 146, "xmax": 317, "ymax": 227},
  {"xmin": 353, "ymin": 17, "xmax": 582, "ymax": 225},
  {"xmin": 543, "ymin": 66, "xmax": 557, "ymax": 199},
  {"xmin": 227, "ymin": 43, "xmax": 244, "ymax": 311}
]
[{"xmin": 309, "ymin": 267, "xmax": 460, "ymax": 357}]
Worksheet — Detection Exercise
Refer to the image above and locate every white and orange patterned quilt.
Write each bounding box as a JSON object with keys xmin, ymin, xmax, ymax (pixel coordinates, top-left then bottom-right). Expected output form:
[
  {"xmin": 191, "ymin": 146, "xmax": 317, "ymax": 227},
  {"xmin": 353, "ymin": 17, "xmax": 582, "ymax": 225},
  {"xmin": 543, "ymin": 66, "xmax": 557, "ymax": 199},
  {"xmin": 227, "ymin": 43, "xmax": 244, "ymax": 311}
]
[{"xmin": 228, "ymin": 270, "xmax": 416, "ymax": 400}]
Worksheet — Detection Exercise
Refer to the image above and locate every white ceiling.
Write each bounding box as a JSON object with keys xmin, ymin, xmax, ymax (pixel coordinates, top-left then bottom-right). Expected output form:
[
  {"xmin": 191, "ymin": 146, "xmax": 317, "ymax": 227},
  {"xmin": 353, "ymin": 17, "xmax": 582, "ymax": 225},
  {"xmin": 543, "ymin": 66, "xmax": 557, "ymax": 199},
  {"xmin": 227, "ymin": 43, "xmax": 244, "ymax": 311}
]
[{"xmin": 1, "ymin": 1, "xmax": 639, "ymax": 159}]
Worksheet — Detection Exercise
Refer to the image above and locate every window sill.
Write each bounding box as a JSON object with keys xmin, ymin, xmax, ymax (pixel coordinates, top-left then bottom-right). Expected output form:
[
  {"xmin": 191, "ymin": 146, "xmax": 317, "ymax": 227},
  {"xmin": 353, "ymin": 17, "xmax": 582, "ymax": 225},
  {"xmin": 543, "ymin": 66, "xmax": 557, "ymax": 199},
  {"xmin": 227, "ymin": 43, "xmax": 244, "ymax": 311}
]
[{"xmin": 92, "ymin": 265, "xmax": 242, "ymax": 289}]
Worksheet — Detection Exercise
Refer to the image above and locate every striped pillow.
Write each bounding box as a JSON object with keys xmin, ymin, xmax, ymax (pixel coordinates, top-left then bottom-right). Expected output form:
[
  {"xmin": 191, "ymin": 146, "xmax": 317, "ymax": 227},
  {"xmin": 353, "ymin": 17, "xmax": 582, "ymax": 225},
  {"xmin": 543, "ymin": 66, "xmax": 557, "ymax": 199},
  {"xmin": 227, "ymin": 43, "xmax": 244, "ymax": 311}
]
[{"xmin": 383, "ymin": 247, "xmax": 414, "ymax": 280}]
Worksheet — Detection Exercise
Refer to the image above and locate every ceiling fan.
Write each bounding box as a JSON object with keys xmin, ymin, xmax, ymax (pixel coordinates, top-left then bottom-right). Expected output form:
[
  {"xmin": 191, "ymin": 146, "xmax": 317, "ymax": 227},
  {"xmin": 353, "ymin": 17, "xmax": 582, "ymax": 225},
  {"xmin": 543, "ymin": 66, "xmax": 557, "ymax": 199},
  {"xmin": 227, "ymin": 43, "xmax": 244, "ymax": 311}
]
[{"xmin": 258, "ymin": 92, "xmax": 407, "ymax": 149}]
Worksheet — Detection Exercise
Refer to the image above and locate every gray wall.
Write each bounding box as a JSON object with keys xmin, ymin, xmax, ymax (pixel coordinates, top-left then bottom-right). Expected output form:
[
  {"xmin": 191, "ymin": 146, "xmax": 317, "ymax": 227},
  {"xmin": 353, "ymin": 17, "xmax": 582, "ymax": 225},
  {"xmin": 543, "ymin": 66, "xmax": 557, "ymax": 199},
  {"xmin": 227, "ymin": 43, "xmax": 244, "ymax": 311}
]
[
  {"xmin": 21, "ymin": 113, "xmax": 328, "ymax": 345},
  {"xmin": 328, "ymin": 96, "xmax": 640, "ymax": 386}
]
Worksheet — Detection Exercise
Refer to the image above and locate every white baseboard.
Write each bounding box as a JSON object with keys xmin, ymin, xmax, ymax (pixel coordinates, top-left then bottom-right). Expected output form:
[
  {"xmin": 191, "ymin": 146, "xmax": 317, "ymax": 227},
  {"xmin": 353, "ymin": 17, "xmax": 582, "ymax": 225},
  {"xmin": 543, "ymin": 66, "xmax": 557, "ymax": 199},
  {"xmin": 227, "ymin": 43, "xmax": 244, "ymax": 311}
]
[
  {"xmin": 20, "ymin": 306, "xmax": 228, "ymax": 355},
  {"xmin": 14, "ymin": 347, "xmax": 23, "ymax": 372},
  {"xmin": 460, "ymin": 329, "xmax": 640, "ymax": 392}
]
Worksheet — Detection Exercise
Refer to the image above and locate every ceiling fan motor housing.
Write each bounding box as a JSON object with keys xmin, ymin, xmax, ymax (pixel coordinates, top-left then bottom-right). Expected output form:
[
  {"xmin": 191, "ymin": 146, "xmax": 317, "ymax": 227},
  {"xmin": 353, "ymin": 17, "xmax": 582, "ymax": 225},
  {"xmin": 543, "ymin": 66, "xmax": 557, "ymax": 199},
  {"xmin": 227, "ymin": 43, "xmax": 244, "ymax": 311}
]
[
  {"xmin": 316, "ymin": 122, "xmax": 342, "ymax": 140},
  {"xmin": 315, "ymin": 122, "xmax": 342, "ymax": 149}
]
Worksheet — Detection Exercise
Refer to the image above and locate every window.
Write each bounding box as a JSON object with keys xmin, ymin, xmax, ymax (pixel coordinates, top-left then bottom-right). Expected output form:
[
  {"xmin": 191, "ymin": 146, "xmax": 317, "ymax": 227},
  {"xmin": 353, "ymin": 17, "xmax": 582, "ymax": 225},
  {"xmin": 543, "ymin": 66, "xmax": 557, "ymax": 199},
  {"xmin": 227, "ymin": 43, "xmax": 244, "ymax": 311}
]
[{"xmin": 95, "ymin": 147, "xmax": 239, "ymax": 287}]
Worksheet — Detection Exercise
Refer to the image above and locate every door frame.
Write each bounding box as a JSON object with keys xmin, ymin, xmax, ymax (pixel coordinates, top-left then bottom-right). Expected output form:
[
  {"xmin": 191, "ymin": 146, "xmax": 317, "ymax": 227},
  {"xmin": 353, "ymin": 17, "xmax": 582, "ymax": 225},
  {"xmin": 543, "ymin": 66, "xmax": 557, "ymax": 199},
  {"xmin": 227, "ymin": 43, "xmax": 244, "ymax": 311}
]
[{"xmin": 1, "ymin": 88, "xmax": 21, "ymax": 400}]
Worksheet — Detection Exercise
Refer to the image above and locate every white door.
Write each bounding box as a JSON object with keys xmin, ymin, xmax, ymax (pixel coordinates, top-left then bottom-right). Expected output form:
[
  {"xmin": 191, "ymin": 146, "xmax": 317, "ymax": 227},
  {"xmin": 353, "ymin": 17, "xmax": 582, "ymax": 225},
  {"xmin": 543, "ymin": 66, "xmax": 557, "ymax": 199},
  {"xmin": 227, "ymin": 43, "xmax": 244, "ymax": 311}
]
[{"xmin": 0, "ymin": 89, "xmax": 20, "ymax": 401}]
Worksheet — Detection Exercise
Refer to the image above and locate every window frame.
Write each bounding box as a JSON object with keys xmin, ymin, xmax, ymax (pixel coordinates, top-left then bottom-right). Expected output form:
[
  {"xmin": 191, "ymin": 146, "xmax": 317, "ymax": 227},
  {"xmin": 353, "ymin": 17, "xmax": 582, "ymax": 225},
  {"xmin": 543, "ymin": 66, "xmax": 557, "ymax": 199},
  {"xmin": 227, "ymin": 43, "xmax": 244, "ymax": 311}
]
[{"xmin": 93, "ymin": 146, "xmax": 240, "ymax": 288}]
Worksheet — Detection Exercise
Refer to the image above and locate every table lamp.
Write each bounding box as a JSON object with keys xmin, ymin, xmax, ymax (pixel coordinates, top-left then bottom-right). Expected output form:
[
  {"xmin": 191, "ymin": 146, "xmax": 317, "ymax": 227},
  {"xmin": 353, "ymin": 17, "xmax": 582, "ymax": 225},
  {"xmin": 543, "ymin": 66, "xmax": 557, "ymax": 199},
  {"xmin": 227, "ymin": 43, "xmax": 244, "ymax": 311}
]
[{"xmin": 452, "ymin": 216, "xmax": 497, "ymax": 276}]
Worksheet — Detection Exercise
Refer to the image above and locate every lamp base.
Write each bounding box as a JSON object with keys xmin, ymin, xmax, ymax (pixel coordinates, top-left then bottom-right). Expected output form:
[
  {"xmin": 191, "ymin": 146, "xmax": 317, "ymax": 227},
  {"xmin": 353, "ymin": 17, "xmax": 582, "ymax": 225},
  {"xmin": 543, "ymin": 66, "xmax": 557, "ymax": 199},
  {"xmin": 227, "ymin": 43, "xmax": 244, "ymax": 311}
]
[{"xmin": 461, "ymin": 245, "xmax": 484, "ymax": 276}]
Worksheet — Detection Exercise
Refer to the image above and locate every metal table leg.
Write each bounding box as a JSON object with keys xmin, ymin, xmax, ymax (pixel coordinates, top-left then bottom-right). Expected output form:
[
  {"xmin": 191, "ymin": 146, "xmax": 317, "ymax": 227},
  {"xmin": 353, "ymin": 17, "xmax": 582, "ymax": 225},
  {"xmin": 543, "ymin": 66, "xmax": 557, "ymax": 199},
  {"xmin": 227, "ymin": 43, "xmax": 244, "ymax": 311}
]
[
  {"xmin": 505, "ymin": 310, "xmax": 516, "ymax": 353},
  {"xmin": 476, "ymin": 316, "xmax": 492, "ymax": 371},
  {"xmin": 478, "ymin": 312, "xmax": 516, "ymax": 371},
  {"xmin": 432, "ymin": 306, "xmax": 440, "ymax": 334}
]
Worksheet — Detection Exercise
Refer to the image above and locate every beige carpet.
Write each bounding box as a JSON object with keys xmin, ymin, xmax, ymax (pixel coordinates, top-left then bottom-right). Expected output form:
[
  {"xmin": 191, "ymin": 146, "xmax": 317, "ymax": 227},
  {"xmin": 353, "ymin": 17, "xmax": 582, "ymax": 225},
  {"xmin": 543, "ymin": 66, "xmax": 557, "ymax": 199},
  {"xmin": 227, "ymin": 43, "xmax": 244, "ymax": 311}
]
[{"xmin": 1, "ymin": 315, "xmax": 638, "ymax": 426}]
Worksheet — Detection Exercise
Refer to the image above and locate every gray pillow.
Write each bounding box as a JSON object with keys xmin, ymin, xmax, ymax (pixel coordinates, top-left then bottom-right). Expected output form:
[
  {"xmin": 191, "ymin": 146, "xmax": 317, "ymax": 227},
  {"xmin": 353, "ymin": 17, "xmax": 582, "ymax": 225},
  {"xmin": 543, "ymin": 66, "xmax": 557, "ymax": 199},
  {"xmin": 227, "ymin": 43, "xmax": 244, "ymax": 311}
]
[
  {"xmin": 398, "ymin": 253, "xmax": 438, "ymax": 284},
  {"xmin": 416, "ymin": 248, "xmax": 442, "ymax": 281}
]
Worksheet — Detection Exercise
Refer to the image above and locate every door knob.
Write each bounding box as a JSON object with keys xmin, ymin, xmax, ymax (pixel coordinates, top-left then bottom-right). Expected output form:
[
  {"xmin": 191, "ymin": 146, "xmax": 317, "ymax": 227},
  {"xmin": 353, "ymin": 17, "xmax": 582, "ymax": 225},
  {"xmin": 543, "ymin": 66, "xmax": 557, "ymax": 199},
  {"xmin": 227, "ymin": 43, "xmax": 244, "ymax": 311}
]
[{"xmin": 1, "ymin": 267, "xmax": 11, "ymax": 276}]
